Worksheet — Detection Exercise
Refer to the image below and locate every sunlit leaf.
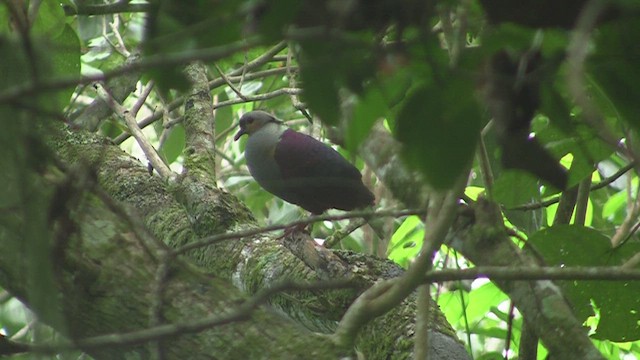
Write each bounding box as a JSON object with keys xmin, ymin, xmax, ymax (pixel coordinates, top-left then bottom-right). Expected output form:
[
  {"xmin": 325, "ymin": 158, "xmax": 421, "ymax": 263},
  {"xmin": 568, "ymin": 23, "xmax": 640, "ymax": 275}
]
[{"xmin": 530, "ymin": 225, "xmax": 640, "ymax": 341}]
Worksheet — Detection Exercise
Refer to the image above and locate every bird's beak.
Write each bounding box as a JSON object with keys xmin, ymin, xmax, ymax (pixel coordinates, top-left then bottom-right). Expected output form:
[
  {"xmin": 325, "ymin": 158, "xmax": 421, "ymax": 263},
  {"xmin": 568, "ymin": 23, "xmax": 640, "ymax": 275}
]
[{"xmin": 233, "ymin": 128, "xmax": 246, "ymax": 141}]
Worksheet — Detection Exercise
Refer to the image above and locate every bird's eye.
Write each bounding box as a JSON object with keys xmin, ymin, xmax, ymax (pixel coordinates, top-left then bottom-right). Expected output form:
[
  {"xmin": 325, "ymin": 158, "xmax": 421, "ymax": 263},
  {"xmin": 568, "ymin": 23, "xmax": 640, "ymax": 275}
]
[{"xmin": 246, "ymin": 118, "xmax": 254, "ymax": 124}]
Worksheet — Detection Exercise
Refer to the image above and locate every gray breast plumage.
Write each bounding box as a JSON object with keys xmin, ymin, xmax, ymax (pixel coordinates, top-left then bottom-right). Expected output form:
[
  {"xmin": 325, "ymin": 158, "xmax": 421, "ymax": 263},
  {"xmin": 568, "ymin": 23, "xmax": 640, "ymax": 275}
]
[{"xmin": 244, "ymin": 122, "xmax": 286, "ymax": 194}]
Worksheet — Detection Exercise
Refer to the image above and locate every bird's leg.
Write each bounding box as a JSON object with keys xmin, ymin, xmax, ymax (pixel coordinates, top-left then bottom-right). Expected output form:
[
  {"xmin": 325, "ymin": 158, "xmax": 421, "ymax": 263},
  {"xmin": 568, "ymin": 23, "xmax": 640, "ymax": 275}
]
[
  {"xmin": 323, "ymin": 218, "xmax": 367, "ymax": 248},
  {"xmin": 280, "ymin": 220, "xmax": 313, "ymax": 239}
]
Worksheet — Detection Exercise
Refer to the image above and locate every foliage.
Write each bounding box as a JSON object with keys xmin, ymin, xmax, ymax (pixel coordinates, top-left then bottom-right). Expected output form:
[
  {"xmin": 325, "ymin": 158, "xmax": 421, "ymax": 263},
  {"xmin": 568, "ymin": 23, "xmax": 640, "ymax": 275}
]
[{"xmin": 0, "ymin": 0, "xmax": 639, "ymax": 359}]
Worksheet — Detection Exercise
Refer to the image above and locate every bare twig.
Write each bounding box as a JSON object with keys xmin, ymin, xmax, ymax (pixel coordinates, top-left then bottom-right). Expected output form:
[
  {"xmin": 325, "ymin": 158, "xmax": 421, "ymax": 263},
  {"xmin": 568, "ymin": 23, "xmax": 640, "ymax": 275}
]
[
  {"xmin": 95, "ymin": 83, "xmax": 173, "ymax": 179},
  {"xmin": 214, "ymin": 63, "xmax": 247, "ymax": 101},
  {"xmin": 212, "ymin": 88, "xmax": 302, "ymax": 110},
  {"xmin": 132, "ymin": 80, "xmax": 155, "ymax": 117},
  {"xmin": 510, "ymin": 162, "xmax": 635, "ymax": 211},
  {"xmin": 0, "ymin": 38, "xmax": 262, "ymax": 104},
  {"xmin": 323, "ymin": 218, "xmax": 368, "ymax": 248},
  {"xmin": 610, "ymin": 182, "xmax": 640, "ymax": 247},
  {"xmin": 423, "ymin": 266, "xmax": 640, "ymax": 282},
  {"xmin": 574, "ymin": 175, "xmax": 592, "ymax": 225},
  {"xmin": 414, "ymin": 284, "xmax": 432, "ymax": 360},
  {"xmin": 113, "ymin": 44, "xmax": 290, "ymax": 144},
  {"xmin": 478, "ymin": 123, "xmax": 495, "ymax": 198},
  {"xmin": 63, "ymin": 2, "xmax": 151, "ymax": 16},
  {"xmin": 11, "ymin": 280, "xmax": 354, "ymax": 356},
  {"xmin": 174, "ymin": 208, "xmax": 425, "ymax": 255}
]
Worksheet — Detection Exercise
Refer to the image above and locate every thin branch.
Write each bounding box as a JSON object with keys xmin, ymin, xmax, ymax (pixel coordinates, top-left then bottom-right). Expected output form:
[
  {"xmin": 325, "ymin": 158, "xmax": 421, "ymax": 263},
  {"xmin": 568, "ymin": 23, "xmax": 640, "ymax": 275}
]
[
  {"xmin": 478, "ymin": 123, "xmax": 495, "ymax": 198},
  {"xmin": 0, "ymin": 38, "xmax": 262, "ymax": 104},
  {"xmin": 414, "ymin": 284, "xmax": 431, "ymax": 360},
  {"xmin": 510, "ymin": 161, "xmax": 635, "ymax": 211},
  {"xmin": 113, "ymin": 44, "xmax": 290, "ymax": 144},
  {"xmin": 12, "ymin": 280, "xmax": 354, "ymax": 356},
  {"xmin": 286, "ymin": 45, "xmax": 308, "ymax": 115},
  {"xmin": 95, "ymin": 83, "xmax": 173, "ymax": 179},
  {"xmin": 566, "ymin": 0, "xmax": 639, "ymax": 168},
  {"xmin": 212, "ymin": 88, "xmax": 302, "ymax": 110},
  {"xmin": 173, "ymin": 208, "xmax": 425, "ymax": 255},
  {"xmin": 105, "ymin": 14, "xmax": 130, "ymax": 57},
  {"xmin": 423, "ymin": 266, "xmax": 640, "ymax": 282},
  {"xmin": 574, "ymin": 175, "xmax": 592, "ymax": 226},
  {"xmin": 610, "ymin": 181, "xmax": 640, "ymax": 247},
  {"xmin": 622, "ymin": 252, "xmax": 640, "ymax": 269},
  {"xmin": 333, "ymin": 176, "xmax": 465, "ymax": 348},
  {"xmin": 553, "ymin": 167, "xmax": 578, "ymax": 225},
  {"xmin": 131, "ymin": 80, "xmax": 155, "ymax": 117},
  {"xmin": 214, "ymin": 63, "xmax": 247, "ymax": 101},
  {"xmin": 323, "ymin": 218, "xmax": 367, "ymax": 248},
  {"xmin": 63, "ymin": 2, "xmax": 151, "ymax": 16}
]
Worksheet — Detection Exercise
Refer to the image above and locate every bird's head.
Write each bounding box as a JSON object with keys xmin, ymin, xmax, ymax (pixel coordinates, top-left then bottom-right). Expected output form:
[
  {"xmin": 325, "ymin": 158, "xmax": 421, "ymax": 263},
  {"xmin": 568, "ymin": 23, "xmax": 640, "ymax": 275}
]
[{"xmin": 234, "ymin": 111, "xmax": 281, "ymax": 141}]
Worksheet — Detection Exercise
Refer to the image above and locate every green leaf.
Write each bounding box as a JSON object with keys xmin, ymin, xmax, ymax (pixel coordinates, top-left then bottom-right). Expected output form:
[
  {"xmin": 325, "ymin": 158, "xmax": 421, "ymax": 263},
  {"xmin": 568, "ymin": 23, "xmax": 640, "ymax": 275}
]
[
  {"xmin": 257, "ymin": 0, "xmax": 302, "ymax": 40},
  {"xmin": 396, "ymin": 75, "xmax": 481, "ymax": 189},
  {"xmin": 299, "ymin": 61, "xmax": 340, "ymax": 125},
  {"xmin": 544, "ymin": 196, "xmax": 594, "ymax": 227},
  {"xmin": 162, "ymin": 124, "xmax": 185, "ymax": 164},
  {"xmin": 589, "ymin": 18, "xmax": 640, "ymax": 133},
  {"xmin": 298, "ymin": 38, "xmax": 375, "ymax": 125},
  {"xmin": 602, "ymin": 190, "xmax": 626, "ymax": 221},
  {"xmin": 345, "ymin": 84, "xmax": 388, "ymax": 151},
  {"xmin": 465, "ymin": 282, "xmax": 509, "ymax": 324},
  {"xmin": 493, "ymin": 170, "xmax": 541, "ymax": 208},
  {"xmin": 0, "ymin": 6, "xmax": 9, "ymax": 36},
  {"xmin": 214, "ymin": 93, "xmax": 234, "ymax": 140},
  {"xmin": 49, "ymin": 25, "xmax": 81, "ymax": 109},
  {"xmin": 530, "ymin": 225, "xmax": 640, "ymax": 341},
  {"xmin": 32, "ymin": 1, "xmax": 66, "ymax": 37},
  {"xmin": 387, "ymin": 216, "xmax": 423, "ymax": 268}
]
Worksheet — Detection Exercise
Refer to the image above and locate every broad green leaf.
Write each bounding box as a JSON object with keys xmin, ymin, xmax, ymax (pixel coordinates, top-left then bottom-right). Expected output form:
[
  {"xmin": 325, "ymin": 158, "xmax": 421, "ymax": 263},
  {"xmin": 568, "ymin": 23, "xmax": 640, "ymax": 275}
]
[
  {"xmin": 298, "ymin": 38, "xmax": 375, "ymax": 125},
  {"xmin": 162, "ymin": 124, "xmax": 185, "ymax": 164},
  {"xmin": 589, "ymin": 18, "xmax": 640, "ymax": 132},
  {"xmin": 299, "ymin": 61, "xmax": 340, "ymax": 125},
  {"xmin": 532, "ymin": 113, "xmax": 612, "ymax": 189},
  {"xmin": 257, "ymin": 0, "xmax": 302, "ymax": 40},
  {"xmin": 493, "ymin": 170, "xmax": 541, "ymax": 208},
  {"xmin": 465, "ymin": 282, "xmax": 509, "ymax": 325},
  {"xmin": 396, "ymin": 75, "xmax": 481, "ymax": 189},
  {"xmin": 388, "ymin": 216, "xmax": 423, "ymax": 268},
  {"xmin": 50, "ymin": 25, "xmax": 81, "ymax": 109},
  {"xmin": 530, "ymin": 225, "xmax": 640, "ymax": 341},
  {"xmin": 214, "ymin": 93, "xmax": 234, "ymax": 140},
  {"xmin": 345, "ymin": 84, "xmax": 388, "ymax": 151},
  {"xmin": 602, "ymin": 190, "xmax": 626, "ymax": 221},
  {"xmin": 438, "ymin": 281, "xmax": 509, "ymax": 328},
  {"xmin": 545, "ymin": 197, "xmax": 594, "ymax": 227},
  {"xmin": 32, "ymin": 1, "xmax": 66, "ymax": 37}
]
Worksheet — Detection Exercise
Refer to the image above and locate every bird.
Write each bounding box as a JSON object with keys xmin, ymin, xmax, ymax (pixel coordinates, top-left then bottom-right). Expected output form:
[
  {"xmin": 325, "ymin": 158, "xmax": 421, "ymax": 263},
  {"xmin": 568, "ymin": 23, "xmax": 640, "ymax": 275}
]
[{"xmin": 234, "ymin": 111, "xmax": 375, "ymax": 215}]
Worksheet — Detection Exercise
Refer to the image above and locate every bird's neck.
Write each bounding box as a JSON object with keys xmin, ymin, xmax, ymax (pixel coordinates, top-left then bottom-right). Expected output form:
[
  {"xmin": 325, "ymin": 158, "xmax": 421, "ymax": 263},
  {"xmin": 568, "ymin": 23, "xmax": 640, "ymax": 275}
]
[{"xmin": 250, "ymin": 121, "xmax": 286, "ymax": 147}]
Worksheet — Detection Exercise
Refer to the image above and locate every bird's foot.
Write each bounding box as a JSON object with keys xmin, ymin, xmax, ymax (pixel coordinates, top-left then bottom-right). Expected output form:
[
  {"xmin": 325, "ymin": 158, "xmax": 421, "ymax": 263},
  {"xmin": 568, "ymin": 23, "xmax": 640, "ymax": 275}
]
[{"xmin": 279, "ymin": 222, "xmax": 311, "ymax": 239}]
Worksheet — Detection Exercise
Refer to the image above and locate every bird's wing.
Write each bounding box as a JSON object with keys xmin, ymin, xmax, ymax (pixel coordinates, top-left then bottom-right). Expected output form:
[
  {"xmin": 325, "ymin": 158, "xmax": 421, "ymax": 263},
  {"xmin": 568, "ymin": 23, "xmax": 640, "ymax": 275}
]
[
  {"xmin": 274, "ymin": 129, "xmax": 362, "ymax": 181},
  {"xmin": 273, "ymin": 128, "xmax": 374, "ymax": 213}
]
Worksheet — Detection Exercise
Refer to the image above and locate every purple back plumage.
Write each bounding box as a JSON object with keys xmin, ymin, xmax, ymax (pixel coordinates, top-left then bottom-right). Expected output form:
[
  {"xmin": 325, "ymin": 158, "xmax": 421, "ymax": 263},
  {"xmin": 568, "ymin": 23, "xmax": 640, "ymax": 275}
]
[
  {"xmin": 236, "ymin": 110, "xmax": 374, "ymax": 214},
  {"xmin": 272, "ymin": 129, "xmax": 374, "ymax": 214}
]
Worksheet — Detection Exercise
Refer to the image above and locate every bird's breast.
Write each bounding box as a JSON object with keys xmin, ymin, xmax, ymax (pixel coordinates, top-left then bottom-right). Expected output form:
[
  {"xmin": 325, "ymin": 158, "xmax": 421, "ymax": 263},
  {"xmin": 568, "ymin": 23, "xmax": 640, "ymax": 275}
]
[{"xmin": 245, "ymin": 128, "xmax": 284, "ymax": 191}]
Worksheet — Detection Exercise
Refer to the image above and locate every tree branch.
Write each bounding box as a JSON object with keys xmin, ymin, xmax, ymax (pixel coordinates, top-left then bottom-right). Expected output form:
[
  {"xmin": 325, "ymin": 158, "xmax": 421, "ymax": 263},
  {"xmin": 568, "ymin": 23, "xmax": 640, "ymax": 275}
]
[{"xmin": 95, "ymin": 83, "xmax": 173, "ymax": 179}]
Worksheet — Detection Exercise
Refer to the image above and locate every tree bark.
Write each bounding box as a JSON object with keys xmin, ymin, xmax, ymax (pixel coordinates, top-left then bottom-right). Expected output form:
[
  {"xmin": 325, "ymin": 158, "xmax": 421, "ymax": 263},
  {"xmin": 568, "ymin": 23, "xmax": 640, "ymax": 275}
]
[{"xmin": 0, "ymin": 123, "xmax": 469, "ymax": 358}]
